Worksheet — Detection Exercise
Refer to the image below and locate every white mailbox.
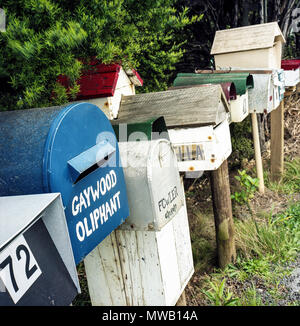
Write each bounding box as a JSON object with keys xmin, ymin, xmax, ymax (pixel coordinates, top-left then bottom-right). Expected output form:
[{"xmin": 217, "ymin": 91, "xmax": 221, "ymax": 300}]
[
  {"xmin": 84, "ymin": 177, "xmax": 194, "ymax": 306},
  {"xmin": 116, "ymin": 85, "xmax": 231, "ymax": 174},
  {"xmin": 0, "ymin": 193, "xmax": 80, "ymax": 306},
  {"xmin": 281, "ymin": 59, "xmax": 300, "ymax": 87},
  {"xmin": 117, "ymin": 140, "xmax": 185, "ymax": 231},
  {"xmin": 168, "ymin": 118, "xmax": 232, "ymax": 172}
]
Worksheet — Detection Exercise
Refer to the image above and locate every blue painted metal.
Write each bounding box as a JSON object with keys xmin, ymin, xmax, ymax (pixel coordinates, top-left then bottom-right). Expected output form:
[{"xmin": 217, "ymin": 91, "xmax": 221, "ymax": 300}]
[{"xmin": 0, "ymin": 102, "xmax": 129, "ymax": 264}]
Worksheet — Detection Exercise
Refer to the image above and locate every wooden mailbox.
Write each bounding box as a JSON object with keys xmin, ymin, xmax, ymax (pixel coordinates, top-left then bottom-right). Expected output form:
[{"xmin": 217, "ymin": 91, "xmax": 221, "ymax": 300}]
[
  {"xmin": 0, "ymin": 193, "xmax": 80, "ymax": 306},
  {"xmin": 173, "ymin": 72, "xmax": 253, "ymax": 123},
  {"xmin": 281, "ymin": 59, "xmax": 300, "ymax": 87},
  {"xmin": 116, "ymin": 85, "xmax": 232, "ymax": 173},
  {"xmin": 58, "ymin": 61, "xmax": 143, "ymax": 119},
  {"xmin": 211, "ymin": 22, "xmax": 286, "ymax": 70},
  {"xmin": 84, "ymin": 142, "xmax": 194, "ymax": 306}
]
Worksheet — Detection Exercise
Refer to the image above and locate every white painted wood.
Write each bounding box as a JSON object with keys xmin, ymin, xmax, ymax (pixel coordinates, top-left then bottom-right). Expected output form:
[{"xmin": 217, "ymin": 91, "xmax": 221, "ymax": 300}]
[
  {"xmin": 156, "ymin": 220, "xmax": 181, "ymax": 305},
  {"xmin": 84, "ymin": 197, "xmax": 194, "ymax": 306},
  {"xmin": 168, "ymin": 118, "xmax": 232, "ymax": 172},
  {"xmin": 211, "ymin": 22, "xmax": 285, "ymax": 70},
  {"xmin": 84, "ymin": 233, "xmax": 127, "ymax": 306},
  {"xmin": 251, "ymin": 113, "xmax": 265, "ymax": 194},
  {"xmin": 172, "ymin": 187, "xmax": 194, "ymax": 292},
  {"xmin": 230, "ymin": 92, "xmax": 249, "ymax": 122},
  {"xmin": 86, "ymin": 67, "xmax": 136, "ymax": 120},
  {"xmin": 283, "ymin": 68, "xmax": 300, "ymax": 87},
  {"xmin": 211, "ymin": 22, "xmax": 285, "ymax": 55}
]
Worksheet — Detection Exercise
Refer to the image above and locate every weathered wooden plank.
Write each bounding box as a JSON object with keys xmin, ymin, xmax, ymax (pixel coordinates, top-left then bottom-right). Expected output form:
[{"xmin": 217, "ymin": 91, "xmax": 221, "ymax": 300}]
[
  {"xmin": 117, "ymin": 85, "xmax": 229, "ymax": 128},
  {"xmin": 84, "ymin": 232, "xmax": 127, "ymax": 306}
]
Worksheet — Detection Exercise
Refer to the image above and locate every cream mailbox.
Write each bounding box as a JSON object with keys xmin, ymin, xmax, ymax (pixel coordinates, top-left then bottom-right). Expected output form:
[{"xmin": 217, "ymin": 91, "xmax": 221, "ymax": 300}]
[
  {"xmin": 211, "ymin": 22, "xmax": 286, "ymax": 70},
  {"xmin": 173, "ymin": 72, "xmax": 254, "ymax": 123},
  {"xmin": 0, "ymin": 193, "xmax": 80, "ymax": 306},
  {"xmin": 116, "ymin": 85, "xmax": 232, "ymax": 173},
  {"xmin": 84, "ymin": 139, "xmax": 194, "ymax": 306}
]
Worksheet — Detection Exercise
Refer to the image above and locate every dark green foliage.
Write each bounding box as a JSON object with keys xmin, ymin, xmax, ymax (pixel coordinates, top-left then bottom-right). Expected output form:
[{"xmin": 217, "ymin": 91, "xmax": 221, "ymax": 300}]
[
  {"xmin": 229, "ymin": 116, "xmax": 254, "ymax": 168},
  {"xmin": 0, "ymin": 0, "xmax": 198, "ymax": 110}
]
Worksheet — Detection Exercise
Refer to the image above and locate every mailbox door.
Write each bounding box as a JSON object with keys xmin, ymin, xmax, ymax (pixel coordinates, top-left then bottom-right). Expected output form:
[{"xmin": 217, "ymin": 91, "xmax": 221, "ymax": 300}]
[
  {"xmin": 147, "ymin": 140, "xmax": 184, "ymax": 229},
  {"xmin": 42, "ymin": 103, "xmax": 129, "ymax": 264},
  {"xmin": 230, "ymin": 92, "xmax": 249, "ymax": 122},
  {"xmin": 169, "ymin": 126, "xmax": 211, "ymax": 173}
]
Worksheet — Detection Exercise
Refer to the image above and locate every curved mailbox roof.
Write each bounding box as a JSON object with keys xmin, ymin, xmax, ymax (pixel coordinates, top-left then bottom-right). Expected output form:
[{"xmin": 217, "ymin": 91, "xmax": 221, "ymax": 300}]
[
  {"xmin": 281, "ymin": 59, "xmax": 300, "ymax": 71},
  {"xmin": 173, "ymin": 73, "xmax": 254, "ymax": 96}
]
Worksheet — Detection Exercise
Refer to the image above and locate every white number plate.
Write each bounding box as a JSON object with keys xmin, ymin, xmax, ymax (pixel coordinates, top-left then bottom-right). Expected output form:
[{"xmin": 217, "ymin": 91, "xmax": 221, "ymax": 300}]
[{"xmin": 0, "ymin": 234, "xmax": 42, "ymax": 303}]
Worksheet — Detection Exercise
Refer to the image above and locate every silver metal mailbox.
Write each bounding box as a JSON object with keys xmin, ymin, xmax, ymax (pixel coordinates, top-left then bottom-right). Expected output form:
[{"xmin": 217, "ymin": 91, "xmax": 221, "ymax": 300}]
[
  {"xmin": 0, "ymin": 193, "xmax": 80, "ymax": 306},
  {"xmin": 222, "ymin": 68, "xmax": 285, "ymax": 113},
  {"xmin": 117, "ymin": 139, "xmax": 185, "ymax": 231}
]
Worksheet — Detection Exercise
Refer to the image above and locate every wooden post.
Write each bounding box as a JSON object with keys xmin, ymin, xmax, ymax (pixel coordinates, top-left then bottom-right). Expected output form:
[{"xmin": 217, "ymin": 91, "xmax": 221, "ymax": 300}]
[
  {"xmin": 251, "ymin": 113, "xmax": 265, "ymax": 193},
  {"xmin": 210, "ymin": 159, "xmax": 236, "ymax": 270},
  {"xmin": 270, "ymin": 100, "xmax": 284, "ymax": 182}
]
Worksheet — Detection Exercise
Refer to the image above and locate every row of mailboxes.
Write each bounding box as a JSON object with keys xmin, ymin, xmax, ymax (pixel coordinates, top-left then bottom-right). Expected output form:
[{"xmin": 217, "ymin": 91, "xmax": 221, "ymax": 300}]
[
  {"xmin": 173, "ymin": 69, "xmax": 286, "ymax": 121},
  {"xmin": 0, "ymin": 102, "xmax": 194, "ymax": 305}
]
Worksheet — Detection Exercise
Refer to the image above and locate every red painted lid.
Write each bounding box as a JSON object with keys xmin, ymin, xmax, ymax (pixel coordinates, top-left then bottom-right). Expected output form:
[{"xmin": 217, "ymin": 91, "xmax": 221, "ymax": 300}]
[
  {"xmin": 57, "ymin": 59, "xmax": 142, "ymax": 100},
  {"xmin": 281, "ymin": 59, "xmax": 300, "ymax": 71}
]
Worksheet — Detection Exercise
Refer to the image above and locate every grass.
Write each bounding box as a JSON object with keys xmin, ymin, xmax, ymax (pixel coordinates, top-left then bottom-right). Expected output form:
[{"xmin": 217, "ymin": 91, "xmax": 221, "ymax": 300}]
[
  {"xmin": 265, "ymin": 158, "xmax": 300, "ymax": 195},
  {"xmin": 188, "ymin": 158, "xmax": 300, "ymax": 306}
]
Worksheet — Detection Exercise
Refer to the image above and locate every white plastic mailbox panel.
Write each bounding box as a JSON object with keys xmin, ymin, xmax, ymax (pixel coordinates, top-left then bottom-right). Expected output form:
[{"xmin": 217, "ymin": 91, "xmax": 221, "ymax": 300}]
[
  {"xmin": 117, "ymin": 139, "xmax": 185, "ymax": 231},
  {"xmin": 84, "ymin": 184, "xmax": 194, "ymax": 306},
  {"xmin": 230, "ymin": 91, "xmax": 249, "ymax": 122}
]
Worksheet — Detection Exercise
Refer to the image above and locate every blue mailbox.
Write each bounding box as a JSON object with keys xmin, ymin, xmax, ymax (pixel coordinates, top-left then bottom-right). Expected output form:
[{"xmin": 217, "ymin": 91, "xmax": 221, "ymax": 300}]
[{"xmin": 0, "ymin": 103, "xmax": 129, "ymax": 264}]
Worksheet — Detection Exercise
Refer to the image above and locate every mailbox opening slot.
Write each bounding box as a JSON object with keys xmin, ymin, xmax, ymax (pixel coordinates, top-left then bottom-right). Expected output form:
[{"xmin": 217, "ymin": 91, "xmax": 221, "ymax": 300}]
[{"xmin": 68, "ymin": 141, "xmax": 116, "ymax": 184}]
